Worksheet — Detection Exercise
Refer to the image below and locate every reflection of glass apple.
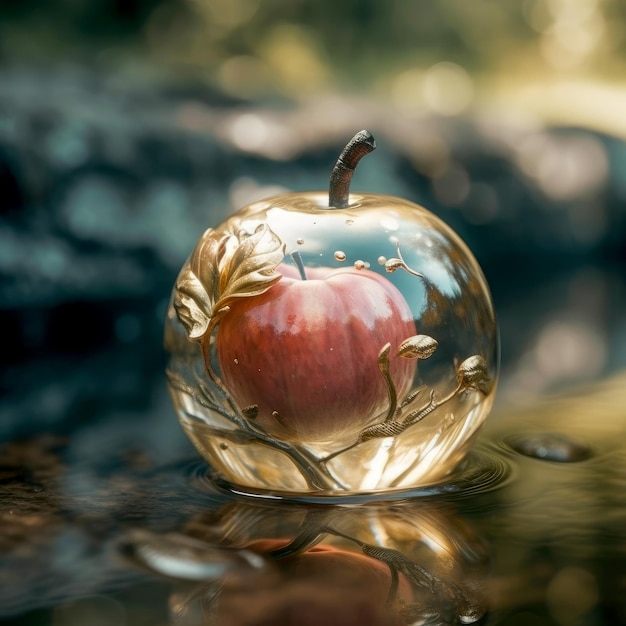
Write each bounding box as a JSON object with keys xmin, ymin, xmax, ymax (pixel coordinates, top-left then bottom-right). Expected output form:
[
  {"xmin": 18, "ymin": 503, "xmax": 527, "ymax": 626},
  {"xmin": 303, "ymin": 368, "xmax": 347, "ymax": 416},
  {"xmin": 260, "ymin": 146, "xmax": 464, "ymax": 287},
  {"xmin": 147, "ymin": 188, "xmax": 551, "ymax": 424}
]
[
  {"xmin": 224, "ymin": 540, "xmax": 413, "ymax": 626},
  {"xmin": 159, "ymin": 500, "xmax": 488, "ymax": 625},
  {"xmin": 215, "ymin": 263, "xmax": 416, "ymax": 441},
  {"xmin": 166, "ymin": 130, "xmax": 499, "ymax": 494}
]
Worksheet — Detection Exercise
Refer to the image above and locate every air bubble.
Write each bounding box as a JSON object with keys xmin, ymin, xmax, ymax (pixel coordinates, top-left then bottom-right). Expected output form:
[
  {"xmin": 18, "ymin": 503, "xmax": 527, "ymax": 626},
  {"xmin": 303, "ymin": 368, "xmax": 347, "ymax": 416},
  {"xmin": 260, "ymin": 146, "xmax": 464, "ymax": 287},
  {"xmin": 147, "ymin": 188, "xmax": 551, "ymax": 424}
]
[
  {"xmin": 334, "ymin": 250, "xmax": 347, "ymax": 262},
  {"xmin": 354, "ymin": 260, "xmax": 366, "ymax": 270},
  {"xmin": 296, "ymin": 238, "xmax": 304, "ymax": 245},
  {"xmin": 377, "ymin": 256, "xmax": 387, "ymax": 265}
]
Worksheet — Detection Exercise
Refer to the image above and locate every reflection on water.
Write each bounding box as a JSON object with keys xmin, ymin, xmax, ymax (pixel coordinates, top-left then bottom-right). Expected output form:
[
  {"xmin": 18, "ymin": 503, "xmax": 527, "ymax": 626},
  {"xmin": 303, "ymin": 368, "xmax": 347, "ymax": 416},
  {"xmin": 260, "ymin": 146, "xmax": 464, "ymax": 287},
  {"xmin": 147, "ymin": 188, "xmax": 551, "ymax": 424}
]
[
  {"xmin": 125, "ymin": 499, "xmax": 489, "ymax": 625},
  {"xmin": 120, "ymin": 530, "xmax": 269, "ymax": 582},
  {"xmin": 1, "ymin": 372, "xmax": 626, "ymax": 624}
]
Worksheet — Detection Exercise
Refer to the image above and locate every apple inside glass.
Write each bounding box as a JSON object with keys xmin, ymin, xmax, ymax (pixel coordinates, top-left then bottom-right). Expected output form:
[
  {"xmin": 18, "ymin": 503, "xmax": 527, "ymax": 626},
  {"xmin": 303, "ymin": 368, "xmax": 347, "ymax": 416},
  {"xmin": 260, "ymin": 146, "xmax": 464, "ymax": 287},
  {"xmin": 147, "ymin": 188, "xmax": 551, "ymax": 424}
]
[
  {"xmin": 167, "ymin": 130, "xmax": 499, "ymax": 493},
  {"xmin": 214, "ymin": 263, "xmax": 416, "ymax": 442}
]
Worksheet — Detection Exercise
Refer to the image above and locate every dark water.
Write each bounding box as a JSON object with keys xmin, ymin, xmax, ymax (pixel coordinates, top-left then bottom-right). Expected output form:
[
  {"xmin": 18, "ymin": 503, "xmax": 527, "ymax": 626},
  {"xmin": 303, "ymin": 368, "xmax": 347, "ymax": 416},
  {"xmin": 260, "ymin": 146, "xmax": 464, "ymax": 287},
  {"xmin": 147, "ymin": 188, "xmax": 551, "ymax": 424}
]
[{"xmin": 1, "ymin": 371, "xmax": 625, "ymax": 625}]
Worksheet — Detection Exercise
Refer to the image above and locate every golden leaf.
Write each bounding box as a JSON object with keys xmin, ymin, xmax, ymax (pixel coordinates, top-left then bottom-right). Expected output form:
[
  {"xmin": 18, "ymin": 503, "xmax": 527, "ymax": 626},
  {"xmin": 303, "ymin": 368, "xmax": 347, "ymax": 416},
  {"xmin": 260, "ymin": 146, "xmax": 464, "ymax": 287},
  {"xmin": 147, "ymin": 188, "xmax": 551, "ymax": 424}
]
[
  {"xmin": 173, "ymin": 224, "xmax": 285, "ymax": 341},
  {"xmin": 214, "ymin": 223, "xmax": 285, "ymax": 313},
  {"xmin": 173, "ymin": 229, "xmax": 234, "ymax": 340},
  {"xmin": 457, "ymin": 355, "xmax": 492, "ymax": 394},
  {"xmin": 359, "ymin": 420, "xmax": 407, "ymax": 442},
  {"xmin": 173, "ymin": 273, "xmax": 213, "ymax": 340},
  {"xmin": 397, "ymin": 335, "xmax": 438, "ymax": 360},
  {"xmin": 384, "ymin": 257, "xmax": 403, "ymax": 273},
  {"xmin": 191, "ymin": 229, "xmax": 240, "ymax": 307}
]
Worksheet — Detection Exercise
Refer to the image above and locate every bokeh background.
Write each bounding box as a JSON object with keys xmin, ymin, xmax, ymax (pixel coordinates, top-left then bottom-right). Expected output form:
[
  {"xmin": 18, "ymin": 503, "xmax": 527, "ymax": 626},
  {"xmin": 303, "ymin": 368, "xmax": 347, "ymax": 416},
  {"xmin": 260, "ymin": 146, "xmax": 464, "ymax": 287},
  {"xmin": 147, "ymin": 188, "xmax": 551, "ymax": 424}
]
[{"xmin": 2, "ymin": 0, "xmax": 626, "ymax": 437}]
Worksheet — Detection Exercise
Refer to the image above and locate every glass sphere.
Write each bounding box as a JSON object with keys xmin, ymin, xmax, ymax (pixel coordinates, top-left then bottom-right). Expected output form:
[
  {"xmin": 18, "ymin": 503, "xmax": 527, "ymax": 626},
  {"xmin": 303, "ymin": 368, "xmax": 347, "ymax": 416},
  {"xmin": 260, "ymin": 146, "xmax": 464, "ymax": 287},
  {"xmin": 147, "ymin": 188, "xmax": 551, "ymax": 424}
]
[{"xmin": 164, "ymin": 188, "xmax": 499, "ymax": 496}]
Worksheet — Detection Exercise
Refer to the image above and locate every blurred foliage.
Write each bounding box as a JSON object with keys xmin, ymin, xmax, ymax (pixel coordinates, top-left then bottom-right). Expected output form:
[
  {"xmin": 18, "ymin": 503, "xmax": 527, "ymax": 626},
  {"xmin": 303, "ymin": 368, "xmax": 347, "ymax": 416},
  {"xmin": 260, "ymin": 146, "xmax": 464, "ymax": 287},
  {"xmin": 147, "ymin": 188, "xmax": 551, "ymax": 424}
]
[{"xmin": 2, "ymin": 0, "xmax": 626, "ymax": 101}]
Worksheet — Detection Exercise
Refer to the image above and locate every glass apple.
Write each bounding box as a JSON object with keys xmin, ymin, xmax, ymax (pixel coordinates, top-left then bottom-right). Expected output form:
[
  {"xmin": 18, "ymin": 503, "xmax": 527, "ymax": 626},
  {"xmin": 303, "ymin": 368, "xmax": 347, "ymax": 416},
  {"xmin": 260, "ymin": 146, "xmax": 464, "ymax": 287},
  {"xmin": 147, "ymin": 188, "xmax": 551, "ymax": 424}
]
[{"xmin": 164, "ymin": 130, "xmax": 499, "ymax": 495}]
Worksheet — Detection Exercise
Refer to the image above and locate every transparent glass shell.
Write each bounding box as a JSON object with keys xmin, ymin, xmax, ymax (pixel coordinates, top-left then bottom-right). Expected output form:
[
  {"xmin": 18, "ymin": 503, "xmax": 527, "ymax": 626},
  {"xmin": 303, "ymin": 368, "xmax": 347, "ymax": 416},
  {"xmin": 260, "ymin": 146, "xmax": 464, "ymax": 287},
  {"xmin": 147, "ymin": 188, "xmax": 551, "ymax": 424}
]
[{"xmin": 164, "ymin": 192, "xmax": 499, "ymax": 495}]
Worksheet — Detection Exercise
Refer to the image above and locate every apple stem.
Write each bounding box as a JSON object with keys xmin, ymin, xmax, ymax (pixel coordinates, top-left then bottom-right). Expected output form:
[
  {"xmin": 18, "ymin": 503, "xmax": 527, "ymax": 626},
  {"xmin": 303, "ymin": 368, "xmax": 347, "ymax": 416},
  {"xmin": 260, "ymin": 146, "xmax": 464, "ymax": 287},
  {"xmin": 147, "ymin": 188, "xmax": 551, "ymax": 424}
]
[
  {"xmin": 289, "ymin": 249, "xmax": 308, "ymax": 280},
  {"xmin": 328, "ymin": 130, "xmax": 376, "ymax": 209}
]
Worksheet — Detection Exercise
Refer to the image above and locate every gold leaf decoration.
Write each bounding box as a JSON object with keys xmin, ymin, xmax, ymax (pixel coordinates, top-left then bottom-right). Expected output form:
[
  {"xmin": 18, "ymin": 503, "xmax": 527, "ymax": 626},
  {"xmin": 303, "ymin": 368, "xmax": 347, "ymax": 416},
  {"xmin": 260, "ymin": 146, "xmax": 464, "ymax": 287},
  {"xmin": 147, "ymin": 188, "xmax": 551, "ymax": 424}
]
[
  {"xmin": 397, "ymin": 335, "xmax": 438, "ymax": 360},
  {"xmin": 174, "ymin": 272, "xmax": 213, "ymax": 340},
  {"xmin": 191, "ymin": 229, "xmax": 240, "ymax": 310},
  {"xmin": 214, "ymin": 224, "xmax": 285, "ymax": 313},
  {"xmin": 173, "ymin": 224, "xmax": 285, "ymax": 341},
  {"xmin": 457, "ymin": 355, "xmax": 492, "ymax": 394},
  {"xmin": 359, "ymin": 420, "xmax": 407, "ymax": 442},
  {"xmin": 384, "ymin": 258, "xmax": 403, "ymax": 273}
]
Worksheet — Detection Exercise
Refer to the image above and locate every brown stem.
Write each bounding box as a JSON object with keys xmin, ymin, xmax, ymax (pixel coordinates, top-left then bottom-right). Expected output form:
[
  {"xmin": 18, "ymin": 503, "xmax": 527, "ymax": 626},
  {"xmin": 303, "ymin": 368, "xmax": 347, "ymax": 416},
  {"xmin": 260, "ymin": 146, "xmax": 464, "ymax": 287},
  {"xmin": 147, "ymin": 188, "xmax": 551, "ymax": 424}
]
[{"xmin": 329, "ymin": 130, "xmax": 376, "ymax": 208}]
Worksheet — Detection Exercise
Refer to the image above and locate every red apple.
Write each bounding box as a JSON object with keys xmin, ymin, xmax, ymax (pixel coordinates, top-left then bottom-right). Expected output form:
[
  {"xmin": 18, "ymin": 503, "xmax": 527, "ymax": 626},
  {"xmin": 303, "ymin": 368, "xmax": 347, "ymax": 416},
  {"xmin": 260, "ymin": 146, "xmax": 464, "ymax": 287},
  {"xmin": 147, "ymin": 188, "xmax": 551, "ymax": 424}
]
[{"xmin": 214, "ymin": 264, "xmax": 416, "ymax": 442}]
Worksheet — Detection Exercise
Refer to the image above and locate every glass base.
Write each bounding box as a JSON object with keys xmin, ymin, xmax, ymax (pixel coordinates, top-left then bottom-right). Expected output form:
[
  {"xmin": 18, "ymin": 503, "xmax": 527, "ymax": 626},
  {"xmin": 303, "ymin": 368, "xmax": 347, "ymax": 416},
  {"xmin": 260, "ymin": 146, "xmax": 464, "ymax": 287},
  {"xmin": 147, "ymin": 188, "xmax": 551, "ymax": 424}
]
[
  {"xmin": 187, "ymin": 439, "xmax": 512, "ymax": 503},
  {"xmin": 174, "ymin": 388, "xmax": 495, "ymax": 497}
]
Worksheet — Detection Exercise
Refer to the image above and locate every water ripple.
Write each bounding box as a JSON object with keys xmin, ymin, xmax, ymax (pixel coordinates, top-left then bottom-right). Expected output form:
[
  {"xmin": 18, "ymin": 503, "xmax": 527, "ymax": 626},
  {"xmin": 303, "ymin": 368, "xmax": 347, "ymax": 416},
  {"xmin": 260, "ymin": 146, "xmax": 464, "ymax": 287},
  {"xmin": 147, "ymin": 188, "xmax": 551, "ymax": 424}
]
[{"xmin": 185, "ymin": 440, "xmax": 514, "ymax": 505}]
